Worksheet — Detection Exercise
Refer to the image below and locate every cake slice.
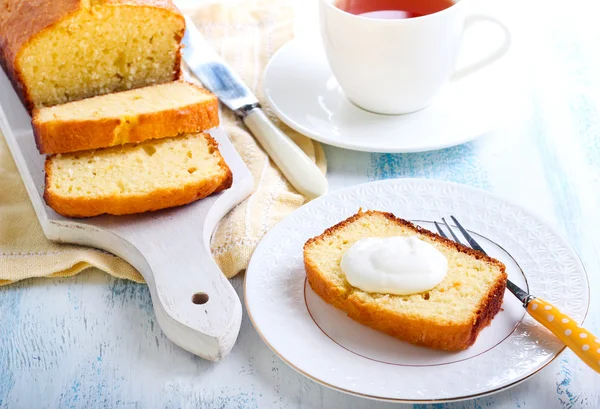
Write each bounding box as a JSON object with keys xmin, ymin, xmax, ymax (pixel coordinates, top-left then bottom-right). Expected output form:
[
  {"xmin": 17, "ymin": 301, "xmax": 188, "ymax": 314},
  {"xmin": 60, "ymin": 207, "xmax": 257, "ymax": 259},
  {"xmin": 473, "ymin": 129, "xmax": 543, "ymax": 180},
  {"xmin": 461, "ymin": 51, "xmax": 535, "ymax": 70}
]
[
  {"xmin": 44, "ymin": 133, "xmax": 232, "ymax": 218},
  {"xmin": 32, "ymin": 82, "xmax": 219, "ymax": 154},
  {"xmin": 303, "ymin": 210, "xmax": 507, "ymax": 351}
]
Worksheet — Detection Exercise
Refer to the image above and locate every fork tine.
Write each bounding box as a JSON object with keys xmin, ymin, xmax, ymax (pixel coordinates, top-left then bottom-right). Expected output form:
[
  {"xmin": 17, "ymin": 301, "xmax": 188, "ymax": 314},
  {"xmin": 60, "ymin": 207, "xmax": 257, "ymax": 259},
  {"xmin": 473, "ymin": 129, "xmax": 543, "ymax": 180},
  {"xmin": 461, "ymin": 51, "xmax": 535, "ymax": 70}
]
[
  {"xmin": 450, "ymin": 216, "xmax": 487, "ymax": 255},
  {"xmin": 446, "ymin": 216, "xmax": 532, "ymax": 305},
  {"xmin": 442, "ymin": 217, "xmax": 462, "ymax": 245},
  {"xmin": 434, "ymin": 221, "xmax": 448, "ymax": 238}
]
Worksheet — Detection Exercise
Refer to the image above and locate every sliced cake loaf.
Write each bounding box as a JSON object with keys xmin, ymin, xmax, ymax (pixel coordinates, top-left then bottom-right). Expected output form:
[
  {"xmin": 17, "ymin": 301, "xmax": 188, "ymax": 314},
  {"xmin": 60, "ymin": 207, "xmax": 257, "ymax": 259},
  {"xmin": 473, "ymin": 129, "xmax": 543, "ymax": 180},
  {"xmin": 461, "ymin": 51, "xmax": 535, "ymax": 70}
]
[
  {"xmin": 32, "ymin": 82, "xmax": 219, "ymax": 154},
  {"xmin": 44, "ymin": 133, "xmax": 232, "ymax": 218},
  {"xmin": 303, "ymin": 210, "xmax": 507, "ymax": 351},
  {"xmin": 0, "ymin": 0, "xmax": 184, "ymax": 112}
]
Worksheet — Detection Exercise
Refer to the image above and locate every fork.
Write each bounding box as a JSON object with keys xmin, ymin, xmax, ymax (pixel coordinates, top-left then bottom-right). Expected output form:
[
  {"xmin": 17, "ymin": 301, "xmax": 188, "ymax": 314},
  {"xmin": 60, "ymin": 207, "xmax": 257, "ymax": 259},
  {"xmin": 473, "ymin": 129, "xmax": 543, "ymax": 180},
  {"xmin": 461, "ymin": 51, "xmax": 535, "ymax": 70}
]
[{"xmin": 435, "ymin": 216, "xmax": 600, "ymax": 374}]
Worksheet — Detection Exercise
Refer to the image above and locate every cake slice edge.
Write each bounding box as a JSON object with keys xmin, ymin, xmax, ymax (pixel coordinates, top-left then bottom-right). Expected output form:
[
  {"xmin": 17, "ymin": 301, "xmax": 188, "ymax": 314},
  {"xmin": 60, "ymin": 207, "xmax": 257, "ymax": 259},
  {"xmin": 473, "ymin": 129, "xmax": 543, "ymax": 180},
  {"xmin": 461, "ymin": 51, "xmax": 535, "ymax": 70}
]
[
  {"xmin": 32, "ymin": 82, "xmax": 219, "ymax": 155},
  {"xmin": 43, "ymin": 134, "xmax": 232, "ymax": 218}
]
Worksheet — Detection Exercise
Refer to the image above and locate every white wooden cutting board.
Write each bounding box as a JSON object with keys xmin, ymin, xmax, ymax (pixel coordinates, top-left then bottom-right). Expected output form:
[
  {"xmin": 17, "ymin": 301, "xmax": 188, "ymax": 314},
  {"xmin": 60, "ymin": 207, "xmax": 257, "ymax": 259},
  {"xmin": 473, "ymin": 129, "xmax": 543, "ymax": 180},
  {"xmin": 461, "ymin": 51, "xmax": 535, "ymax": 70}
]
[{"xmin": 0, "ymin": 69, "xmax": 254, "ymax": 361}]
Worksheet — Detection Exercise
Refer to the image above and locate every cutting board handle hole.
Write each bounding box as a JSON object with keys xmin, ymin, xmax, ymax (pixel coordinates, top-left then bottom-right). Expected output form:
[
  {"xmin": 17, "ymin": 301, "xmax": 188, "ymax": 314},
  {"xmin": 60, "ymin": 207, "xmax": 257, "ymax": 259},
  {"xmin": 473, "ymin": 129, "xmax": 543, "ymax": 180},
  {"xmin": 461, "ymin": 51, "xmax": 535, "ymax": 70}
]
[{"xmin": 191, "ymin": 292, "xmax": 209, "ymax": 305}]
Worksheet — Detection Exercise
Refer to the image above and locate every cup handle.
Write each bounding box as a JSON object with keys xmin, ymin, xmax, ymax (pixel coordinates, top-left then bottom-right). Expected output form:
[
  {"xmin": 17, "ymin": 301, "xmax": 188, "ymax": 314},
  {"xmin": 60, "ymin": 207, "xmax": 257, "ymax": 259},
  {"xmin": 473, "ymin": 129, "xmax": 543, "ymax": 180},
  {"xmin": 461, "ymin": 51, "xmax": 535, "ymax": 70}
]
[{"xmin": 451, "ymin": 14, "xmax": 511, "ymax": 81}]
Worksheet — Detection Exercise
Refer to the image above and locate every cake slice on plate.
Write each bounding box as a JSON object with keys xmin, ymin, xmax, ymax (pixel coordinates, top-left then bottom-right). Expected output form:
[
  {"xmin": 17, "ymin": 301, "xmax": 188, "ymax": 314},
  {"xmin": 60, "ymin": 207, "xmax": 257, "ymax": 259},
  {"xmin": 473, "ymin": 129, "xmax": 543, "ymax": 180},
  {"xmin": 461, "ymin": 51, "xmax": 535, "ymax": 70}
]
[{"xmin": 303, "ymin": 210, "xmax": 507, "ymax": 351}]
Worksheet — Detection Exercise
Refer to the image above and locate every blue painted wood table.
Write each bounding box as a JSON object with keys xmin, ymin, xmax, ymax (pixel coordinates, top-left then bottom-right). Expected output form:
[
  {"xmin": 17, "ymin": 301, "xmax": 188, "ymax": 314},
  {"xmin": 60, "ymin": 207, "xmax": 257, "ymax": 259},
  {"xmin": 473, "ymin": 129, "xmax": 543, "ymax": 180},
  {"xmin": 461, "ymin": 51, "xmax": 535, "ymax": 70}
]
[{"xmin": 1, "ymin": 0, "xmax": 599, "ymax": 407}]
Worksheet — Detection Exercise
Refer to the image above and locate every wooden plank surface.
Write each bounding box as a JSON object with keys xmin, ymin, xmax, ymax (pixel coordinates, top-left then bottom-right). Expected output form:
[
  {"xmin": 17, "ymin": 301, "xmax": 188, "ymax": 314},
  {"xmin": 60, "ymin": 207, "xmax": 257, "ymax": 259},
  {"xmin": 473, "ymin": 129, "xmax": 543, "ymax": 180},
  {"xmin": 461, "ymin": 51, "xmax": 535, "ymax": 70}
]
[{"xmin": 1, "ymin": 0, "xmax": 600, "ymax": 408}]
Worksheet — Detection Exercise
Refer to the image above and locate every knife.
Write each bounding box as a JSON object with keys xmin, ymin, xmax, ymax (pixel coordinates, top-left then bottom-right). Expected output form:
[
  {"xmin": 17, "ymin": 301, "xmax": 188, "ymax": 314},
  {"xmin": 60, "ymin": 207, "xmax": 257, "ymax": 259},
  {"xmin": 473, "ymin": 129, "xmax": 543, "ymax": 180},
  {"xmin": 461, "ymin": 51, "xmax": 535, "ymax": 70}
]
[{"xmin": 181, "ymin": 16, "xmax": 328, "ymax": 199}]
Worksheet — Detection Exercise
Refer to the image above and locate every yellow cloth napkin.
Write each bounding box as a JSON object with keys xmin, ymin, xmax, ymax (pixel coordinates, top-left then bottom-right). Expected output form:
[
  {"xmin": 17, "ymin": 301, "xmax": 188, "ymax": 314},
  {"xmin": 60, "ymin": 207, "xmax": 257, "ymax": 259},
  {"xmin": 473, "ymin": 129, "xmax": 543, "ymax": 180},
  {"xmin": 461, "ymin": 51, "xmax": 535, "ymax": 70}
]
[{"xmin": 0, "ymin": 0, "xmax": 326, "ymax": 285}]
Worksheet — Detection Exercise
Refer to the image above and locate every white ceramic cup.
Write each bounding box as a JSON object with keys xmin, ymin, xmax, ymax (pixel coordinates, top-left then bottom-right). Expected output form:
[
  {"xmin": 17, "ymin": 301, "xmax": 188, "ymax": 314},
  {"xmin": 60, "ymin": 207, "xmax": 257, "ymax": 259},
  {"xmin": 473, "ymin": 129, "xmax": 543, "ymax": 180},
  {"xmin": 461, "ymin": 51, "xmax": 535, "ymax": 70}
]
[{"xmin": 319, "ymin": 0, "xmax": 511, "ymax": 115}]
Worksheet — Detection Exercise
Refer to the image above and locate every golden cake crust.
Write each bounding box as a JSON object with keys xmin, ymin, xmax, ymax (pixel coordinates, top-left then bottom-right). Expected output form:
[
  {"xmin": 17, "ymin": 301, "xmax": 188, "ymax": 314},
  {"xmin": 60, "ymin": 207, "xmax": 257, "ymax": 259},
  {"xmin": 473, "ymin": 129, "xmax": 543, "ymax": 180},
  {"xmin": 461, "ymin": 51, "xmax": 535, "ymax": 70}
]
[
  {"xmin": 304, "ymin": 210, "xmax": 507, "ymax": 351},
  {"xmin": 43, "ymin": 135, "xmax": 232, "ymax": 218},
  {"xmin": 32, "ymin": 83, "xmax": 219, "ymax": 154}
]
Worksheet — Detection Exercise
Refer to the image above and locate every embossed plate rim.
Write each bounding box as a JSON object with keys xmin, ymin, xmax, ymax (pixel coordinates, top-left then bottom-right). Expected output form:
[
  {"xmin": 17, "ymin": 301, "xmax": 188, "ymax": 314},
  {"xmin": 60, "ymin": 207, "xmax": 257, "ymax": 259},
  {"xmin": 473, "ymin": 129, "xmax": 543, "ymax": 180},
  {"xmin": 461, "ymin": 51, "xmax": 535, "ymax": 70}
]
[{"xmin": 244, "ymin": 178, "xmax": 590, "ymax": 403}]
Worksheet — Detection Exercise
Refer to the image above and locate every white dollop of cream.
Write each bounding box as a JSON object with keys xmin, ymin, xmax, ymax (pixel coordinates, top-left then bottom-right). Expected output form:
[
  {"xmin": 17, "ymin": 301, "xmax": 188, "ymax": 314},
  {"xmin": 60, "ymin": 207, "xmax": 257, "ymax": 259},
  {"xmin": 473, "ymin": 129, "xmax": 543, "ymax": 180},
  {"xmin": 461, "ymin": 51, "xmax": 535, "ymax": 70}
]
[{"xmin": 340, "ymin": 236, "xmax": 448, "ymax": 295}]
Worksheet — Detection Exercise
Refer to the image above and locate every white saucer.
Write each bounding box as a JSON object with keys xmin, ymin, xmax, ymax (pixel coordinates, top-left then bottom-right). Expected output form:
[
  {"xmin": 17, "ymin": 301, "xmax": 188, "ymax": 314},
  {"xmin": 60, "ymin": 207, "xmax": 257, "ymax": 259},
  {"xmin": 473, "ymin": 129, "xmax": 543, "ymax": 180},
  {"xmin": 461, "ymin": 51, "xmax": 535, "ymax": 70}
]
[{"xmin": 263, "ymin": 39, "xmax": 509, "ymax": 153}]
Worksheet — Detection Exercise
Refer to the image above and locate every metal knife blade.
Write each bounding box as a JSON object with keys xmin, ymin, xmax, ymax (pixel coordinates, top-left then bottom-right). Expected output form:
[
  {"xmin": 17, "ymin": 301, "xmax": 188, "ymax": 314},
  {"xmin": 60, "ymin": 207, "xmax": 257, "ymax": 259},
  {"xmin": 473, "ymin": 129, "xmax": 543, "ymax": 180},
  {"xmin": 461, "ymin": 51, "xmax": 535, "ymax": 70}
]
[
  {"xmin": 180, "ymin": 15, "xmax": 329, "ymax": 199},
  {"xmin": 181, "ymin": 16, "xmax": 258, "ymax": 114}
]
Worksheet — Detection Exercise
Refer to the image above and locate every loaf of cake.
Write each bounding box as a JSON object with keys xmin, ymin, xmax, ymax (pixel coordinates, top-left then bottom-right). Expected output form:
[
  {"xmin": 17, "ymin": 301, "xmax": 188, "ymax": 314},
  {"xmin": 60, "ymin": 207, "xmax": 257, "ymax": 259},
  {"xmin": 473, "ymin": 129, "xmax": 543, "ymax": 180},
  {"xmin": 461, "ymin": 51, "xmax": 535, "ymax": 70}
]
[
  {"xmin": 0, "ymin": 0, "xmax": 184, "ymax": 113},
  {"xmin": 303, "ymin": 210, "xmax": 507, "ymax": 351},
  {"xmin": 32, "ymin": 82, "xmax": 219, "ymax": 154},
  {"xmin": 44, "ymin": 133, "xmax": 232, "ymax": 218}
]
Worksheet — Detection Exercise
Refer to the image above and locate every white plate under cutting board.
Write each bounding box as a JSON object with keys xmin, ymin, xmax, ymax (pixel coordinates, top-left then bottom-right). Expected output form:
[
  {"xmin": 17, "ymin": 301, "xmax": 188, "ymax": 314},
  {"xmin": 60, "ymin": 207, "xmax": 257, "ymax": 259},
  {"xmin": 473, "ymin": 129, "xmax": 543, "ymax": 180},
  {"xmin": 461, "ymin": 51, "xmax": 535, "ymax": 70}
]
[
  {"xmin": 245, "ymin": 179, "xmax": 590, "ymax": 402},
  {"xmin": 0, "ymin": 69, "xmax": 254, "ymax": 361}
]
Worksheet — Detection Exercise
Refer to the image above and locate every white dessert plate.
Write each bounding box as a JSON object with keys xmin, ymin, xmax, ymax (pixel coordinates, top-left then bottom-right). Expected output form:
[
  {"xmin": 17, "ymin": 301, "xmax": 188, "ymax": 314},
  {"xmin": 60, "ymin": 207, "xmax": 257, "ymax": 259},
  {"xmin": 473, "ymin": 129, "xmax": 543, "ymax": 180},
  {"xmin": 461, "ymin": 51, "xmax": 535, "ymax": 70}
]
[
  {"xmin": 263, "ymin": 39, "xmax": 510, "ymax": 153},
  {"xmin": 245, "ymin": 179, "xmax": 589, "ymax": 403}
]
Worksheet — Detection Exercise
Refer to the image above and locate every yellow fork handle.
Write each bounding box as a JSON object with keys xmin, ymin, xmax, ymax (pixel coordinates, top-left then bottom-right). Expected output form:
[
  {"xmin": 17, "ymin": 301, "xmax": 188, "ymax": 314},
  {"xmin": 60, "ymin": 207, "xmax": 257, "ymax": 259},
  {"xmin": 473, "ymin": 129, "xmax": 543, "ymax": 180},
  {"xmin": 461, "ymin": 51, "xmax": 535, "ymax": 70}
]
[{"xmin": 527, "ymin": 298, "xmax": 600, "ymax": 373}]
